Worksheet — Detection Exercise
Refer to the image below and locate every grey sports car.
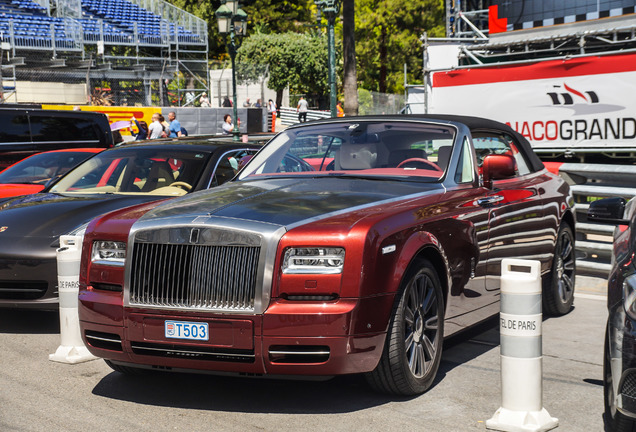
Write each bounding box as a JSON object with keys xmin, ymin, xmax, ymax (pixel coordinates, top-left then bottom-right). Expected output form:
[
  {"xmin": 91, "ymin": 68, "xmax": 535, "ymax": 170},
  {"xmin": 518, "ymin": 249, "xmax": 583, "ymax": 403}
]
[{"xmin": 0, "ymin": 137, "xmax": 263, "ymax": 309}]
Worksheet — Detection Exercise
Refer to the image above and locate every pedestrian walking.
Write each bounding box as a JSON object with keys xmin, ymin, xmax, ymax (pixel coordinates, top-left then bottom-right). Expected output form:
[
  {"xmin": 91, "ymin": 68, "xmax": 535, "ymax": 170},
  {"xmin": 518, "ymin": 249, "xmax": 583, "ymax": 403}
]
[
  {"xmin": 185, "ymin": 91, "xmax": 195, "ymax": 106},
  {"xmin": 337, "ymin": 101, "xmax": 345, "ymax": 117},
  {"xmin": 199, "ymin": 92, "xmax": 210, "ymax": 107},
  {"xmin": 158, "ymin": 114, "xmax": 169, "ymax": 138},
  {"xmin": 168, "ymin": 111, "xmax": 183, "ymax": 138},
  {"xmin": 222, "ymin": 114, "xmax": 233, "ymax": 135},
  {"xmin": 268, "ymin": 99, "xmax": 277, "ymax": 132},
  {"xmin": 297, "ymin": 96, "xmax": 308, "ymax": 122},
  {"xmin": 148, "ymin": 113, "xmax": 163, "ymax": 139},
  {"xmin": 130, "ymin": 117, "xmax": 148, "ymax": 140}
]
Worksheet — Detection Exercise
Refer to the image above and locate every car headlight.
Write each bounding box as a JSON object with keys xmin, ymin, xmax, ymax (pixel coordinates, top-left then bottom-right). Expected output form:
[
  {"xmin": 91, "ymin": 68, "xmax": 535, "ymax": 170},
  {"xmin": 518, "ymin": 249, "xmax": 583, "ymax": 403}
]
[
  {"xmin": 92, "ymin": 241, "xmax": 126, "ymax": 266},
  {"xmin": 623, "ymin": 274, "xmax": 636, "ymax": 319},
  {"xmin": 282, "ymin": 247, "xmax": 345, "ymax": 274}
]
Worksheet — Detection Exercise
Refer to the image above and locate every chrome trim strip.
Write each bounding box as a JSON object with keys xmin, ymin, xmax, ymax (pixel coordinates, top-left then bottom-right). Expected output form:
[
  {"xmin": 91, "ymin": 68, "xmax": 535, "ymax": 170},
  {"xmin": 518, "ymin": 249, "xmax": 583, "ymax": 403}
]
[
  {"xmin": 269, "ymin": 350, "xmax": 330, "ymax": 355},
  {"xmin": 91, "ymin": 259, "xmax": 125, "ymax": 267},
  {"xmin": 85, "ymin": 334, "xmax": 121, "ymax": 343},
  {"xmin": 131, "ymin": 345, "xmax": 255, "ymax": 358},
  {"xmin": 282, "ymin": 268, "xmax": 343, "ymax": 275}
]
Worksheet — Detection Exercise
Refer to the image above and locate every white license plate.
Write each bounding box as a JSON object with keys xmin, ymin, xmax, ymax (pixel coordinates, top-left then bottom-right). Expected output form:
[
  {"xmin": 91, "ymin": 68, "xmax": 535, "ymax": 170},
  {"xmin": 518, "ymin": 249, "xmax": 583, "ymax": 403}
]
[{"xmin": 165, "ymin": 320, "xmax": 209, "ymax": 341}]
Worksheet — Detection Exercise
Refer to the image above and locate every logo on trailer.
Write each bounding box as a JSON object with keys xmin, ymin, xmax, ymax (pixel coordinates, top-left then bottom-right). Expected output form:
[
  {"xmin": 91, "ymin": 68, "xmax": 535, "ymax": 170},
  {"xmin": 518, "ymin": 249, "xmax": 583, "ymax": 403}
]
[{"xmin": 547, "ymin": 83, "xmax": 599, "ymax": 105}]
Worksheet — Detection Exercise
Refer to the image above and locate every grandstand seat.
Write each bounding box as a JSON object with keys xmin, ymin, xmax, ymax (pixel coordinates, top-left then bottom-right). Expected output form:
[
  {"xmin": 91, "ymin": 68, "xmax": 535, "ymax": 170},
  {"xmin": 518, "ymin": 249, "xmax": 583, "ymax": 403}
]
[{"xmin": 0, "ymin": 0, "xmax": 204, "ymax": 49}]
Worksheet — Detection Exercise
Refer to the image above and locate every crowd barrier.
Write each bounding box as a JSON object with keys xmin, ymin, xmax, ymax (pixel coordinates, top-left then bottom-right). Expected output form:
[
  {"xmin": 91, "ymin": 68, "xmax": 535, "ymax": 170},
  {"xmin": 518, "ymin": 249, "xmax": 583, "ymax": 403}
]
[
  {"xmin": 279, "ymin": 107, "xmax": 331, "ymax": 126},
  {"xmin": 42, "ymin": 105, "xmax": 268, "ymax": 136}
]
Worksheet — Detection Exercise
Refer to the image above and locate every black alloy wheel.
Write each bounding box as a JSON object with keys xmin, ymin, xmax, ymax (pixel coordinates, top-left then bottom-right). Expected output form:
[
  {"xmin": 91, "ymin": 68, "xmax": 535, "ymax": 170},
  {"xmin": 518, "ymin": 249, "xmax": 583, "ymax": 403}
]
[
  {"xmin": 366, "ymin": 258, "xmax": 444, "ymax": 396},
  {"xmin": 543, "ymin": 224, "xmax": 575, "ymax": 316}
]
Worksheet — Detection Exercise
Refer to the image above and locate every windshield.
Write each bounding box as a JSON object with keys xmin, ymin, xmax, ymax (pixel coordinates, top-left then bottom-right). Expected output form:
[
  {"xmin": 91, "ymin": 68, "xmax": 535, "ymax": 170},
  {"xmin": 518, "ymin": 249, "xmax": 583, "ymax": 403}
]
[
  {"xmin": 0, "ymin": 150, "xmax": 100, "ymax": 185},
  {"xmin": 237, "ymin": 121, "xmax": 455, "ymax": 181},
  {"xmin": 50, "ymin": 147, "xmax": 211, "ymax": 196}
]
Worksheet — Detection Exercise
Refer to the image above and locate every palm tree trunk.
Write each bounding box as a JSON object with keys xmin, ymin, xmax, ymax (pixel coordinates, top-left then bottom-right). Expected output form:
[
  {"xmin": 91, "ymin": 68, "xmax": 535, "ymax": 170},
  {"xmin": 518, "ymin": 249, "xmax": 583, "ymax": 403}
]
[{"xmin": 342, "ymin": 0, "xmax": 358, "ymax": 116}]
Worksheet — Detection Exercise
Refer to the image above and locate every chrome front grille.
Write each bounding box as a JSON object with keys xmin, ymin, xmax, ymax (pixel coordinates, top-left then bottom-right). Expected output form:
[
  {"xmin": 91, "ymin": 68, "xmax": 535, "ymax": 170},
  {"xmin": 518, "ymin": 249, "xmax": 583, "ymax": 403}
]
[{"xmin": 129, "ymin": 242, "xmax": 261, "ymax": 311}]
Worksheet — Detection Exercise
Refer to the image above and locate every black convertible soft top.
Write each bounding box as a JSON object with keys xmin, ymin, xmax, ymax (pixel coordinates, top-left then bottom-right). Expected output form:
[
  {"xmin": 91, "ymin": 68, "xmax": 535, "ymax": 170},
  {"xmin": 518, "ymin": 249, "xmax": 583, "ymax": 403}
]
[
  {"xmin": 297, "ymin": 114, "xmax": 545, "ymax": 173},
  {"xmin": 409, "ymin": 114, "xmax": 545, "ymax": 173}
]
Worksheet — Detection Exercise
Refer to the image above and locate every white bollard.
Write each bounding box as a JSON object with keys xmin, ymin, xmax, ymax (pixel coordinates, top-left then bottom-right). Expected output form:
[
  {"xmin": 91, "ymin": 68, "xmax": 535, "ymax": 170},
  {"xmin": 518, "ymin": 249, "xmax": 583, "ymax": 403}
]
[
  {"xmin": 49, "ymin": 235, "xmax": 97, "ymax": 364},
  {"xmin": 486, "ymin": 259, "xmax": 558, "ymax": 432}
]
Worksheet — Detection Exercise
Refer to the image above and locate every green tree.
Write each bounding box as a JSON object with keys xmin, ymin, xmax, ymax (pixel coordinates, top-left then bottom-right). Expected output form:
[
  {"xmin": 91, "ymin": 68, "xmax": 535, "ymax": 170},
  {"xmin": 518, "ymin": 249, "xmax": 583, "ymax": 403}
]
[
  {"xmin": 242, "ymin": 0, "xmax": 315, "ymax": 33},
  {"xmin": 342, "ymin": 0, "xmax": 358, "ymax": 115},
  {"xmin": 236, "ymin": 31, "xmax": 332, "ymax": 109},
  {"xmin": 165, "ymin": 0, "xmax": 315, "ymax": 58},
  {"xmin": 355, "ymin": 0, "xmax": 444, "ymax": 94}
]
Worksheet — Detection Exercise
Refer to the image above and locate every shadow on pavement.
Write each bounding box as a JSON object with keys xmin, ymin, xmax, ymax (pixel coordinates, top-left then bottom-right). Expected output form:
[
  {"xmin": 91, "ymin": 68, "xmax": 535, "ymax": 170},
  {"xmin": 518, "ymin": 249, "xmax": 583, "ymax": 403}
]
[
  {"xmin": 92, "ymin": 316, "xmax": 503, "ymax": 413},
  {"xmin": 0, "ymin": 309, "xmax": 59, "ymax": 334},
  {"xmin": 438, "ymin": 315, "xmax": 499, "ymax": 377},
  {"xmin": 93, "ymin": 371, "xmax": 400, "ymax": 413}
]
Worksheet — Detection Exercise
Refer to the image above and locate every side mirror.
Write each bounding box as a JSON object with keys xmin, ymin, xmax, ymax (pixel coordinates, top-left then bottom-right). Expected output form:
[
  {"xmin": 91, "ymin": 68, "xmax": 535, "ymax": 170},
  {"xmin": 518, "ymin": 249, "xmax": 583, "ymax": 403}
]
[
  {"xmin": 482, "ymin": 154, "xmax": 516, "ymax": 188},
  {"xmin": 588, "ymin": 197, "xmax": 629, "ymax": 225}
]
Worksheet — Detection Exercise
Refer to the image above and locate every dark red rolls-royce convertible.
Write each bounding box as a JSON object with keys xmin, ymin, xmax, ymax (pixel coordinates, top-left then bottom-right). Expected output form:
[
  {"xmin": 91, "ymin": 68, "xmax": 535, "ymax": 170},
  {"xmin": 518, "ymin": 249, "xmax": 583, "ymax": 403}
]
[{"xmin": 78, "ymin": 115, "xmax": 575, "ymax": 395}]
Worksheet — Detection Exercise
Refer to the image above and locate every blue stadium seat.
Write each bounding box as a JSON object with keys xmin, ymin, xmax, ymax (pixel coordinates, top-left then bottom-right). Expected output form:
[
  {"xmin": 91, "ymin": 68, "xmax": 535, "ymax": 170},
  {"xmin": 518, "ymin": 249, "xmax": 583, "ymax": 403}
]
[{"xmin": 0, "ymin": 0, "xmax": 204, "ymax": 48}]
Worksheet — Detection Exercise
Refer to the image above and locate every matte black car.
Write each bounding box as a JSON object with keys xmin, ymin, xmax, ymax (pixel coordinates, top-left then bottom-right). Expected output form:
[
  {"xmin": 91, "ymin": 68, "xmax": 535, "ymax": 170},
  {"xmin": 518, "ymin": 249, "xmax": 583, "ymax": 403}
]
[
  {"xmin": 0, "ymin": 138, "xmax": 262, "ymax": 309},
  {"xmin": 0, "ymin": 108, "xmax": 114, "ymax": 169},
  {"xmin": 589, "ymin": 197, "xmax": 636, "ymax": 431}
]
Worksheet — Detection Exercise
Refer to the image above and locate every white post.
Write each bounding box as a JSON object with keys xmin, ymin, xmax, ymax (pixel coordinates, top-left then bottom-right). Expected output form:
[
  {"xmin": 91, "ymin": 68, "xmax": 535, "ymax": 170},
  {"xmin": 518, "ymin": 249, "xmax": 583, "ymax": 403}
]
[
  {"xmin": 486, "ymin": 258, "xmax": 558, "ymax": 432},
  {"xmin": 49, "ymin": 235, "xmax": 97, "ymax": 364}
]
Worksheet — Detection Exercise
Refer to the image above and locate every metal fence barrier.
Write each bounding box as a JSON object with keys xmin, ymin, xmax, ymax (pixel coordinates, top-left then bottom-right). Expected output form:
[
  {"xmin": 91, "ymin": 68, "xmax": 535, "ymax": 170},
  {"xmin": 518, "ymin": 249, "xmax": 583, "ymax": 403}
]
[
  {"xmin": 557, "ymin": 163, "xmax": 636, "ymax": 276},
  {"xmin": 279, "ymin": 107, "xmax": 331, "ymax": 126}
]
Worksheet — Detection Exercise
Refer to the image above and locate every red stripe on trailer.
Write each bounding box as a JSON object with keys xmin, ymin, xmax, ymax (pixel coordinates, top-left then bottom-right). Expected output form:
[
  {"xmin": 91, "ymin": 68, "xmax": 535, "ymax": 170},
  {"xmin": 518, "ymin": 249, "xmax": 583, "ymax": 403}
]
[{"xmin": 432, "ymin": 53, "xmax": 636, "ymax": 87}]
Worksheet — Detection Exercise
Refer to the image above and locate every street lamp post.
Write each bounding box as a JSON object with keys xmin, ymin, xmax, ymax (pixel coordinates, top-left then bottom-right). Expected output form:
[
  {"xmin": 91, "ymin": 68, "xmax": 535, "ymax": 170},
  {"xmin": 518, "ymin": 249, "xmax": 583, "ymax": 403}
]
[
  {"xmin": 315, "ymin": 0, "xmax": 341, "ymax": 118},
  {"xmin": 215, "ymin": 0, "xmax": 248, "ymax": 141}
]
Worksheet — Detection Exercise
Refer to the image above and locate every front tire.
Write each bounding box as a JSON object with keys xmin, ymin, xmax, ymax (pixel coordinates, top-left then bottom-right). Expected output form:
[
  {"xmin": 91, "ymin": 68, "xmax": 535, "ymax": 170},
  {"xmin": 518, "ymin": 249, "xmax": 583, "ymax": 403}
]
[
  {"xmin": 543, "ymin": 224, "xmax": 575, "ymax": 316},
  {"xmin": 366, "ymin": 258, "xmax": 444, "ymax": 396}
]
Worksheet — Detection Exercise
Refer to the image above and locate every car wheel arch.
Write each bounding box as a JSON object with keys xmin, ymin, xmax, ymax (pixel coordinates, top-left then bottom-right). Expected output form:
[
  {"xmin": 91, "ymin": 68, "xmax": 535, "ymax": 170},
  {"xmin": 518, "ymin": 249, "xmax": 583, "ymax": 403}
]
[
  {"xmin": 365, "ymin": 248, "xmax": 448, "ymax": 395},
  {"xmin": 391, "ymin": 232, "xmax": 450, "ymax": 308},
  {"xmin": 560, "ymin": 210, "xmax": 575, "ymax": 237},
  {"xmin": 409, "ymin": 246, "xmax": 449, "ymax": 308},
  {"xmin": 543, "ymin": 220, "xmax": 576, "ymax": 316}
]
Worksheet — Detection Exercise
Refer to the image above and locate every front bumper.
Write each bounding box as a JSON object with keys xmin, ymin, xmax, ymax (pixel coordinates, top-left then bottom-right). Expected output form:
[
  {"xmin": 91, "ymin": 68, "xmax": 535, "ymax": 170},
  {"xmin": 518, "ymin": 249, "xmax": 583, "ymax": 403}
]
[
  {"xmin": 79, "ymin": 291, "xmax": 389, "ymax": 376},
  {"xmin": 0, "ymin": 254, "xmax": 58, "ymax": 309},
  {"xmin": 608, "ymin": 302, "xmax": 636, "ymax": 418}
]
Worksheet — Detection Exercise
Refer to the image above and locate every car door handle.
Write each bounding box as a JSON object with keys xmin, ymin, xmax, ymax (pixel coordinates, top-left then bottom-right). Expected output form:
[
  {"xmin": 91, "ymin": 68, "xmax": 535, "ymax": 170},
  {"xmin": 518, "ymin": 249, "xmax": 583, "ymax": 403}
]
[{"xmin": 477, "ymin": 195, "xmax": 505, "ymax": 207}]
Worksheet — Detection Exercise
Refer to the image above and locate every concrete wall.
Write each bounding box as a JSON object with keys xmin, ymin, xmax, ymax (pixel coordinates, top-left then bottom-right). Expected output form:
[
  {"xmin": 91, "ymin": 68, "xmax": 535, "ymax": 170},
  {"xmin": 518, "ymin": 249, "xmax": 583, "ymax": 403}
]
[
  {"xmin": 209, "ymin": 68, "xmax": 288, "ymax": 109},
  {"xmin": 15, "ymin": 81, "xmax": 87, "ymax": 104},
  {"xmin": 161, "ymin": 107, "xmax": 266, "ymax": 135}
]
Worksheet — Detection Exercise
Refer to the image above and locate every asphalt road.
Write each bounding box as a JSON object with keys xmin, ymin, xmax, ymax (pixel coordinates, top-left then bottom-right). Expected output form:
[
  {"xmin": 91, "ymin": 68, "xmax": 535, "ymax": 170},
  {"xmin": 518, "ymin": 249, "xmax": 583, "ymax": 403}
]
[{"xmin": 0, "ymin": 276, "xmax": 607, "ymax": 432}]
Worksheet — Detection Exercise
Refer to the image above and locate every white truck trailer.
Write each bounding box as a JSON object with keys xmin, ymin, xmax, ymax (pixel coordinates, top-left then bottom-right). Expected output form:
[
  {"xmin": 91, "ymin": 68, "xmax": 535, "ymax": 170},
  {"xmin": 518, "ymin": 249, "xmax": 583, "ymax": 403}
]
[{"xmin": 409, "ymin": 50, "xmax": 636, "ymax": 163}]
